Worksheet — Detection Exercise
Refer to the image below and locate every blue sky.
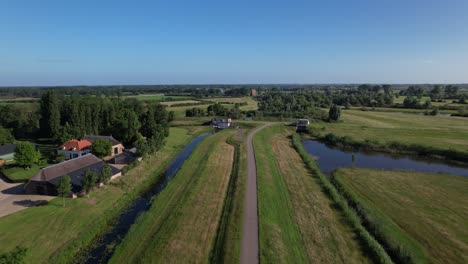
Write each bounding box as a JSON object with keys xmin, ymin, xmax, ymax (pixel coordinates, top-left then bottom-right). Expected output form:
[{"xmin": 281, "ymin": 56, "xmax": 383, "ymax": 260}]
[{"xmin": 1, "ymin": 0, "xmax": 467, "ymax": 85}]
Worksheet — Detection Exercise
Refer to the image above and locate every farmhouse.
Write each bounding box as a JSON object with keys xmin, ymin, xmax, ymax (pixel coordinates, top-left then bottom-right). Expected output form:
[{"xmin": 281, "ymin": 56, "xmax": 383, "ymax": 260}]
[
  {"xmin": 57, "ymin": 139, "xmax": 92, "ymax": 160},
  {"xmin": 296, "ymin": 119, "xmax": 310, "ymax": 132},
  {"xmin": 0, "ymin": 144, "xmax": 16, "ymax": 164},
  {"xmin": 25, "ymin": 154, "xmax": 121, "ymax": 196},
  {"xmin": 83, "ymin": 135, "xmax": 124, "ymax": 159},
  {"xmin": 212, "ymin": 117, "xmax": 232, "ymax": 129}
]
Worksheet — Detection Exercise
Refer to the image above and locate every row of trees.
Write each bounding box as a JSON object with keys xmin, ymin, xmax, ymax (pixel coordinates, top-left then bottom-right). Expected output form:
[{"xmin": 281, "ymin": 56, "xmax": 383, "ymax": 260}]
[
  {"xmin": 401, "ymin": 85, "xmax": 461, "ymax": 100},
  {"xmin": 185, "ymin": 103, "xmax": 243, "ymax": 119}
]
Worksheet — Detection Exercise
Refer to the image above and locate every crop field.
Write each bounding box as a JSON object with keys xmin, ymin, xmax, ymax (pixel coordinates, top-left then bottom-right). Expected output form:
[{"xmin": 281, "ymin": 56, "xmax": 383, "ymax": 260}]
[
  {"xmin": 110, "ymin": 130, "xmax": 236, "ymax": 263},
  {"xmin": 254, "ymin": 125, "xmax": 369, "ymax": 263},
  {"xmin": 0, "ymin": 126, "xmax": 208, "ymax": 263},
  {"xmin": 334, "ymin": 168, "xmax": 468, "ymax": 264},
  {"xmin": 310, "ymin": 110, "xmax": 468, "ymax": 154}
]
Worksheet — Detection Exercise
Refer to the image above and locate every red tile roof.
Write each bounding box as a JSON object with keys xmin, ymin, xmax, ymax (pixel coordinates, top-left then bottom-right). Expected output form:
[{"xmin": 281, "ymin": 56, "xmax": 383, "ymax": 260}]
[{"xmin": 59, "ymin": 139, "xmax": 92, "ymax": 151}]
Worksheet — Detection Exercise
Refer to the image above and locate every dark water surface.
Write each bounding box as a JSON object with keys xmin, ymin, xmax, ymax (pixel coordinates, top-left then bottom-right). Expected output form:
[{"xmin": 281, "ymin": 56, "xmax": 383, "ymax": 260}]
[
  {"xmin": 80, "ymin": 132, "xmax": 212, "ymax": 264},
  {"xmin": 302, "ymin": 140, "xmax": 468, "ymax": 177}
]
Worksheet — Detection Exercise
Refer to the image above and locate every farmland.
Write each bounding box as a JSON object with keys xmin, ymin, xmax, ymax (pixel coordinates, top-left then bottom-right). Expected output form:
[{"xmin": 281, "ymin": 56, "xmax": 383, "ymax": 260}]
[
  {"xmin": 309, "ymin": 110, "xmax": 468, "ymax": 154},
  {"xmin": 0, "ymin": 126, "xmax": 208, "ymax": 263},
  {"xmin": 110, "ymin": 130, "xmax": 237, "ymax": 263},
  {"xmin": 254, "ymin": 125, "xmax": 369, "ymax": 263},
  {"xmin": 333, "ymin": 168, "xmax": 468, "ymax": 264}
]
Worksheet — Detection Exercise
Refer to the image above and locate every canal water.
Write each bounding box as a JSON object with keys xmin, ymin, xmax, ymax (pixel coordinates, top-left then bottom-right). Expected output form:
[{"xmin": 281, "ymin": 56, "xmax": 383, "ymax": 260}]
[
  {"xmin": 80, "ymin": 132, "xmax": 212, "ymax": 264},
  {"xmin": 302, "ymin": 140, "xmax": 468, "ymax": 177}
]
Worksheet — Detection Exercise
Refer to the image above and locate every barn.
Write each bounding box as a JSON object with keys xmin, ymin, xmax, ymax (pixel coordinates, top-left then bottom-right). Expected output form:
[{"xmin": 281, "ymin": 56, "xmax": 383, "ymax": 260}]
[{"xmin": 25, "ymin": 154, "xmax": 121, "ymax": 196}]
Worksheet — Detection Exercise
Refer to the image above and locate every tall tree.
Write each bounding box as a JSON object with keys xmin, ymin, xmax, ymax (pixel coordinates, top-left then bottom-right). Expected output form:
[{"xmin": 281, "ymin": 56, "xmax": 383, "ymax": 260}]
[
  {"xmin": 14, "ymin": 142, "xmax": 41, "ymax": 168},
  {"xmin": 99, "ymin": 164, "xmax": 112, "ymax": 184},
  {"xmin": 39, "ymin": 91, "xmax": 61, "ymax": 140},
  {"xmin": 328, "ymin": 104, "xmax": 341, "ymax": 122},
  {"xmin": 81, "ymin": 169, "xmax": 97, "ymax": 197},
  {"xmin": 56, "ymin": 176, "xmax": 71, "ymax": 207}
]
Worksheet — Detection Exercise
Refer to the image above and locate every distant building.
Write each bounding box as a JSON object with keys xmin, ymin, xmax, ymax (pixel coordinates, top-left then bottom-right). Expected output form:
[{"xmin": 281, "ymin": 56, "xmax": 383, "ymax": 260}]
[
  {"xmin": 83, "ymin": 135, "xmax": 124, "ymax": 159},
  {"xmin": 25, "ymin": 154, "xmax": 121, "ymax": 196},
  {"xmin": 296, "ymin": 119, "xmax": 310, "ymax": 132},
  {"xmin": 212, "ymin": 117, "xmax": 232, "ymax": 129},
  {"xmin": 57, "ymin": 139, "xmax": 92, "ymax": 160},
  {"xmin": 251, "ymin": 89, "xmax": 258, "ymax": 96},
  {"xmin": 0, "ymin": 144, "xmax": 16, "ymax": 163}
]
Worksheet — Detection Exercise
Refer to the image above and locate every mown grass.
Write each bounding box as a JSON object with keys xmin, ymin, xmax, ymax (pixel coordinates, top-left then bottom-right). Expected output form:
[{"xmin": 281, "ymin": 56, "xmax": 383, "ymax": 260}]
[
  {"xmin": 309, "ymin": 110, "xmax": 468, "ymax": 155},
  {"xmin": 333, "ymin": 168, "xmax": 468, "ymax": 264},
  {"xmin": 263, "ymin": 125, "xmax": 371, "ymax": 263},
  {"xmin": 0, "ymin": 127, "xmax": 208, "ymax": 263},
  {"xmin": 1, "ymin": 164, "xmax": 43, "ymax": 182},
  {"xmin": 110, "ymin": 130, "xmax": 235, "ymax": 263}
]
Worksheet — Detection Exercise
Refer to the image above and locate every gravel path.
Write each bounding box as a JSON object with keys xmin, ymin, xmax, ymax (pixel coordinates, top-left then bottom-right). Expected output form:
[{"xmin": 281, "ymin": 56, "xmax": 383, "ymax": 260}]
[{"xmin": 240, "ymin": 123, "xmax": 271, "ymax": 264}]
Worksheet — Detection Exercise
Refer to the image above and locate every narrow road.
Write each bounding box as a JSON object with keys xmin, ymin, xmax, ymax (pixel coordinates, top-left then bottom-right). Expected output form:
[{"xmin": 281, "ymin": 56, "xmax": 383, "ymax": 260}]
[{"xmin": 240, "ymin": 123, "xmax": 270, "ymax": 264}]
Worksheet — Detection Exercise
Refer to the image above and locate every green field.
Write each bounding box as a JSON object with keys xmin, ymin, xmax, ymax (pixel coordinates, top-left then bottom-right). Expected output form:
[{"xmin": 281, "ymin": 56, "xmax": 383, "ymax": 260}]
[
  {"xmin": 125, "ymin": 94, "xmax": 194, "ymax": 102},
  {"xmin": 334, "ymin": 168, "xmax": 468, "ymax": 264},
  {"xmin": 0, "ymin": 126, "xmax": 209, "ymax": 263},
  {"xmin": 110, "ymin": 130, "xmax": 236, "ymax": 263},
  {"xmin": 254, "ymin": 125, "xmax": 369, "ymax": 263},
  {"xmin": 310, "ymin": 110, "xmax": 468, "ymax": 154}
]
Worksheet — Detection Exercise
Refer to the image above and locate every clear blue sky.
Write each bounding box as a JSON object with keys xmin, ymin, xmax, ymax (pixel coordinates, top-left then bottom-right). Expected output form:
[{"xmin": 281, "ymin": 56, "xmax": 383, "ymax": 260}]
[{"xmin": 1, "ymin": 0, "xmax": 467, "ymax": 85}]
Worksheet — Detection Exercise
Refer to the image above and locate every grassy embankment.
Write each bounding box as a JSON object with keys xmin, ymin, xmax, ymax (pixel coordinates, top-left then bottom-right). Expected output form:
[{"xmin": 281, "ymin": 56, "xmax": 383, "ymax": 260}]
[
  {"xmin": 254, "ymin": 125, "xmax": 373, "ymax": 263},
  {"xmin": 333, "ymin": 168, "xmax": 468, "ymax": 264},
  {"xmin": 110, "ymin": 130, "xmax": 237, "ymax": 263},
  {"xmin": 309, "ymin": 110, "xmax": 468, "ymax": 161},
  {"xmin": 0, "ymin": 126, "xmax": 209, "ymax": 263}
]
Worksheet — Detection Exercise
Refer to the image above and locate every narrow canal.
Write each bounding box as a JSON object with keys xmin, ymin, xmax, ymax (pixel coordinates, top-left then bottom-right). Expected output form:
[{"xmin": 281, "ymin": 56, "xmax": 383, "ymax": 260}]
[
  {"xmin": 79, "ymin": 132, "xmax": 212, "ymax": 264},
  {"xmin": 302, "ymin": 140, "xmax": 468, "ymax": 177}
]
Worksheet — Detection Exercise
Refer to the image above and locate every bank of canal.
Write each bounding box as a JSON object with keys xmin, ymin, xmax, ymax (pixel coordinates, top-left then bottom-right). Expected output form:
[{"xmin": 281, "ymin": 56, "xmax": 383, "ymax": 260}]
[{"xmin": 79, "ymin": 132, "xmax": 212, "ymax": 264}]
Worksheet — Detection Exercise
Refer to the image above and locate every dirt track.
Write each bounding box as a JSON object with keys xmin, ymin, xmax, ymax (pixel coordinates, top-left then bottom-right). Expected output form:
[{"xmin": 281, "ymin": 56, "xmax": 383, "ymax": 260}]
[{"xmin": 240, "ymin": 123, "xmax": 271, "ymax": 264}]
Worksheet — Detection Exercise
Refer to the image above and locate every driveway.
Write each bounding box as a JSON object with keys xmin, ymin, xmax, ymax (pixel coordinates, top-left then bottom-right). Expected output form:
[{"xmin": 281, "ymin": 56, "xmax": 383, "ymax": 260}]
[{"xmin": 0, "ymin": 175, "xmax": 55, "ymax": 218}]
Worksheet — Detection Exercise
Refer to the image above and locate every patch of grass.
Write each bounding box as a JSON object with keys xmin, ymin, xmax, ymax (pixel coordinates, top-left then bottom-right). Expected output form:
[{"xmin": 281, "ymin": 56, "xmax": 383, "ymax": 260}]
[
  {"xmin": 333, "ymin": 168, "xmax": 468, "ymax": 264},
  {"xmin": 110, "ymin": 130, "xmax": 235, "ymax": 263},
  {"xmin": 1, "ymin": 164, "xmax": 43, "ymax": 182},
  {"xmin": 200, "ymin": 96, "xmax": 258, "ymax": 111},
  {"xmin": 0, "ymin": 127, "xmax": 208, "ymax": 264}
]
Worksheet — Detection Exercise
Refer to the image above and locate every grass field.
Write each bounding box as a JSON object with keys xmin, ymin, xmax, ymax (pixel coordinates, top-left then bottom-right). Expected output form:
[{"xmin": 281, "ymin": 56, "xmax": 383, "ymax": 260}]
[
  {"xmin": 334, "ymin": 168, "xmax": 468, "ymax": 264},
  {"xmin": 0, "ymin": 126, "xmax": 208, "ymax": 263},
  {"xmin": 110, "ymin": 130, "xmax": 236, "ymax": 263},
  {"xmin": 254, "ymin": 125, "xmax": 369, "ymax": 263},
  {"xmin": 310, "ymin": 110, "xmax": 468, "ymax": 154}
]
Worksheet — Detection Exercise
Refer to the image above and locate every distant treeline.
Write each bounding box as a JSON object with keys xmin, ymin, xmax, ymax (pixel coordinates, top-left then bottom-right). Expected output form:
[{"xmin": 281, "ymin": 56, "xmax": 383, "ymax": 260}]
[{"xmin": 3, "ymin": 84, "xmax": 467, "ymax": 98}]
